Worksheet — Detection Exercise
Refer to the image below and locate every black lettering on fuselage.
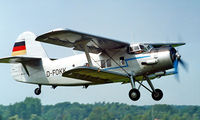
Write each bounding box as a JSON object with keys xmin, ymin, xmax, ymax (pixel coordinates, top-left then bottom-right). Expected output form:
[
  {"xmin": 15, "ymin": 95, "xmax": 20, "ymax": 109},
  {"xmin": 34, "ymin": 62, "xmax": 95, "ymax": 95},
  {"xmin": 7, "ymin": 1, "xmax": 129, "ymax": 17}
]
[{"xmin": 46, "ymin": 68, "xmax": 67, "ymax": 77}]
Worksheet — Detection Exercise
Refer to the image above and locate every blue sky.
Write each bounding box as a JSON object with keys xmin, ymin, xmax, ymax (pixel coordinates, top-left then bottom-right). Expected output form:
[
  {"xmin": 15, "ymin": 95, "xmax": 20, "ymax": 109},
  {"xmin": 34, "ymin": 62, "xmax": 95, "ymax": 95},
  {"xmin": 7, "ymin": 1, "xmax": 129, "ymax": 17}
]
[{"xmin": 0, "ymin": 0, "xmax": 199, "ymax": 105}]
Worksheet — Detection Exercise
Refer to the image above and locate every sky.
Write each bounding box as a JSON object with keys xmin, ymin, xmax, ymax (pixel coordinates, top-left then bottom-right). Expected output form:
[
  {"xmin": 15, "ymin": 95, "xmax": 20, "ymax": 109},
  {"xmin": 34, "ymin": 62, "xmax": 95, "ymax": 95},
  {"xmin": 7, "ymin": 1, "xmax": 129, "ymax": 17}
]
[{"xmin": 0, "ymin": 0, "xmax": 199, "ymax": 106}]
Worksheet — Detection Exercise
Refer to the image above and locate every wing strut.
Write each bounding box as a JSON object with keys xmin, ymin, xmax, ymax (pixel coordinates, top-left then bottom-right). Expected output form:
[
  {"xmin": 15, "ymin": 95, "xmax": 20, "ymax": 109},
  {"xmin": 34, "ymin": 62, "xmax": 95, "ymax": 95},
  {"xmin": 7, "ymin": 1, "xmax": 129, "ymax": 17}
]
[
  {"xmin": 84, "ymin": 45, "xmax": 93, "ymax": 67},
  {"xmin": 83, "ymin": 41, "xmax": 93, "ymax": 67}
]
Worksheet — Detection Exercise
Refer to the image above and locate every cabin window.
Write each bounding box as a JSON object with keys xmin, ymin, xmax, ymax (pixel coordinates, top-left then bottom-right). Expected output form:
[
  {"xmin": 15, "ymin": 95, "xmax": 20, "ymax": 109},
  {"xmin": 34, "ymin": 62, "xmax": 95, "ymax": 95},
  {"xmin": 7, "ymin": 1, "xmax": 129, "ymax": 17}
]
[
  {"xmin": 106, "ymin": 59, "xmax": 111, "ymax": 67},
  {"xmin": 120, "ymin": 57, "xmax": 125, "ymax": 65},
  {"xmin": 101, "ymin": 60, "xmax": 105, "ymax": 68},
  {"xmin": 128, "ymin": 44, "xmax": 141, "ymax": 54}
]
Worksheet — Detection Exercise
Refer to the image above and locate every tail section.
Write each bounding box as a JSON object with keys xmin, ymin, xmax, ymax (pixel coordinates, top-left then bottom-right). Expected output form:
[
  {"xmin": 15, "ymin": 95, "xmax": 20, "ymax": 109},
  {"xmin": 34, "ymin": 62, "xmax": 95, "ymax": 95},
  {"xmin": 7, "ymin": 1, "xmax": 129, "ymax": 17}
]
[
  {"xmin": 12, "ymin": 31, "xmax": 48, "ymax": 58},
  {"xmin": 0, "ymin": 31, "xmax": 48, "ymax": 83}
]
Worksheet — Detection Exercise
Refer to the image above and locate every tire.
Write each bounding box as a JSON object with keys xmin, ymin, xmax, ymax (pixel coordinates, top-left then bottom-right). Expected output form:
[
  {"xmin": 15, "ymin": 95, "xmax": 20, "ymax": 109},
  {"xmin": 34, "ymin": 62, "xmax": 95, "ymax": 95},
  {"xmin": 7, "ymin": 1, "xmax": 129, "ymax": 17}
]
[
  {"xmin": 34, "ymin": 88, "xmax": 41, "ymax": 95},
  {"xmin": 129, "ymin": 88, "xmax": 140, "ymax": 101},
  {"xmin": 152, "ymin": 89, "xmax": 163, "ymax": 101}
]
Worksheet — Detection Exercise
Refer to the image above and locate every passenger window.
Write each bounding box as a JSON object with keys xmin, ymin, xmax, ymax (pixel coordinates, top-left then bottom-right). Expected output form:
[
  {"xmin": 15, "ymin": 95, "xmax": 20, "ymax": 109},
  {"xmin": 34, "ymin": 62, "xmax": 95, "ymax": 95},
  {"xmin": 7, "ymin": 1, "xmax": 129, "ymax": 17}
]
[
  {"xmin": 120, "ymin": 57, "xmax": 125, "ymax": 65},
  {"xmin": 101, "ymin": 60, "xmax": 105, "ymax": 68},
  {"xmin": 106, "ymin": 59, "xmax": 111, "ymax": 67}
]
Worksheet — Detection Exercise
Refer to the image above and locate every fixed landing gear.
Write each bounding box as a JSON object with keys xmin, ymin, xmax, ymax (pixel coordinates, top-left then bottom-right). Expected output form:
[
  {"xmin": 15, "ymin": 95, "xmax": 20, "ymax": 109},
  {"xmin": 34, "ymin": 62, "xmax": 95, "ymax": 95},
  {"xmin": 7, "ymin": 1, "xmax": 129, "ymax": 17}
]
[
  {"xmin": 129, "ymin": 74, "xmax": 141, "ymax": 101},
  {"xmin": 152, "ymin": 89, "xmax": 163, "ymax": 101},
  {"xmin": 129, "ymin": 88, "xmax": 140, "ymax": 101},
  {"xmin": 146, "ymin": 76, "xmax": 163, "ymax": 101},
  {"xmin": 128, "ymin": 75, "xmax": 163, "ymax": 101},
  {"xmin": 34, "ymin": 85, "xmax": 41, "ymax": 95}
]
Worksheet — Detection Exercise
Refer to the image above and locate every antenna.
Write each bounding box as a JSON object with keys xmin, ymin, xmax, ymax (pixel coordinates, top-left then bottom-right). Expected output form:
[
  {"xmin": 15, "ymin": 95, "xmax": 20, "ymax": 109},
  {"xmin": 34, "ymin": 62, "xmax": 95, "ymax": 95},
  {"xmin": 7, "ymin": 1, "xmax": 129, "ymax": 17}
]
[{"xmin": 131, "ymin": 32, "xmax": 135, "ymax": 44}]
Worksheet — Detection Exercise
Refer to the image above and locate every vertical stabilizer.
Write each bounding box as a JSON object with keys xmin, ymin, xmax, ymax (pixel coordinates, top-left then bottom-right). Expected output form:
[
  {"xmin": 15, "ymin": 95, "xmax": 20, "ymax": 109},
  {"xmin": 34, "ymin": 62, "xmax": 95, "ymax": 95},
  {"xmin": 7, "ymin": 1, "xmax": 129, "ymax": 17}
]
[{"xmin": 12, "ymin": 31, "xmax": 48, "ymax": 58}]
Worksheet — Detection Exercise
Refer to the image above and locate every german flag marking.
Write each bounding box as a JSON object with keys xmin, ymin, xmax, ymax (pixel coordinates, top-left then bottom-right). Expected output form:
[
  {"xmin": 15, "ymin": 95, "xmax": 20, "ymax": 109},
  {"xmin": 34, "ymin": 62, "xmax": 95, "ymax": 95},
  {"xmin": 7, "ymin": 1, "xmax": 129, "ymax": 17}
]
[{"xmin": 12, "ymin": 41, "xmax": 26, "ymax": 56}]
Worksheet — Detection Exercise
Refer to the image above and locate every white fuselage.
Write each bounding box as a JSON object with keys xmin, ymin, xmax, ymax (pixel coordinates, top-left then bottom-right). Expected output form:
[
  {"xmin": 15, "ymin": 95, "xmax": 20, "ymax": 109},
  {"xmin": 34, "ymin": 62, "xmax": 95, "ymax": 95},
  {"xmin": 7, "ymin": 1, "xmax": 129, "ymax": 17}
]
[{"xmin": 11, "ymin": 49, "xmax": 173, "ymax": 86}]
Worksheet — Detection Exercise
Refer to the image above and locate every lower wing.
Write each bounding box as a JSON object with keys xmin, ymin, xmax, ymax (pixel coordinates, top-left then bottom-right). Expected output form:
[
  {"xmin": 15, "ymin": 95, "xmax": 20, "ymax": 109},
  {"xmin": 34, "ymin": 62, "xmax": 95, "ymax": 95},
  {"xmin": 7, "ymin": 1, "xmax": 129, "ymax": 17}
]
[{"xmin": 62, "ymin": 66, "xmax": 129, "ymax": 84}]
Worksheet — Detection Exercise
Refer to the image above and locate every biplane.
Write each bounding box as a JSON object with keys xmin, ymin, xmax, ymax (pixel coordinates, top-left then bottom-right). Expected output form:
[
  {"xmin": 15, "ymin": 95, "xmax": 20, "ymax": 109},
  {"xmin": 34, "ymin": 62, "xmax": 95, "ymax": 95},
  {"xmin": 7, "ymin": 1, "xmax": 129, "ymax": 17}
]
[{"xmin": 0, "ymin": 28, "xmax": 187, "ymax": 101}]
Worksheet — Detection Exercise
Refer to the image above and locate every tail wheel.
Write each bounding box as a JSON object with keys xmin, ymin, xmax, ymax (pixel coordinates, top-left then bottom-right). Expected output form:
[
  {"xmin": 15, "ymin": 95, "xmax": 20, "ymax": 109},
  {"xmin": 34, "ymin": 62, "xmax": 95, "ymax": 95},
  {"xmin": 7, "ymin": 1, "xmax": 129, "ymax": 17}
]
[
  {"xmin": 152, "ymin": 89, "xmax": 163, "ymax": 101},
  {"xmin": 129, "ymin": 88, "xmax": 140, "ymax": 101},
  {"xmin": 34, "ymin": 88, "xmax": 41, "ymax": 95}
]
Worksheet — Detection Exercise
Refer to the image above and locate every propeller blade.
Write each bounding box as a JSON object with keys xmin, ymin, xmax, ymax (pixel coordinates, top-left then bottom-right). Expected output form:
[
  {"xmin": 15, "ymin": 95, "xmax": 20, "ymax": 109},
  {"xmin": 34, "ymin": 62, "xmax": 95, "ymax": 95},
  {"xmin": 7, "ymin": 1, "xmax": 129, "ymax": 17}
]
[
  {"xmin": 173, "ymin": 59, "xmax": 179, "ymax": 81},
  {"xmin": 173, "ymin": 59, "xmax": 178, "ymax": 74},
  {"xmin": 179, "ymin": 59, "xmax": 188, "ymax": 71}
]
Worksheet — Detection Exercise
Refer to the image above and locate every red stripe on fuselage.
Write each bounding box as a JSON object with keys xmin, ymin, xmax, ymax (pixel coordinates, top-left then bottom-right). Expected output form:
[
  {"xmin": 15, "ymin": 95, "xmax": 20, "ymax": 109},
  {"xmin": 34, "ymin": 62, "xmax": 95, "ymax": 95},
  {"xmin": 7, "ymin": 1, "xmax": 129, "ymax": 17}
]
[{"xmin": 12, "ymin": 45, "xmax": 26, "ymax": 52}]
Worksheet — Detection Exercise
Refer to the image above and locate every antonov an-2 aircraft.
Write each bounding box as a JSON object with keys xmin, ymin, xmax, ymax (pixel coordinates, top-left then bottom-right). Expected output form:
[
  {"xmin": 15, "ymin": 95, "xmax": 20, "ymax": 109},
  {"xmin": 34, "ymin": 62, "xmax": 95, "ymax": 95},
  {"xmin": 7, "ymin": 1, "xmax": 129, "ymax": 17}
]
[{"xmin": 0, "ymin": 28, "xmax": 187, "ymax": 101}]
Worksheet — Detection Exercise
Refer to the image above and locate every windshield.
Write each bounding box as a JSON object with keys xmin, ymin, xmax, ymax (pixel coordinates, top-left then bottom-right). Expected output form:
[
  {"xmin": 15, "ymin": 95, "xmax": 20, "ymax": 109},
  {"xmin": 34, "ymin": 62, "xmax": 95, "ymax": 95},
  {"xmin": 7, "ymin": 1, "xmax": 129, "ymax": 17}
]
[{"xmin": 140, "ymin": 44, "xmax": 153, "ymax": 52}]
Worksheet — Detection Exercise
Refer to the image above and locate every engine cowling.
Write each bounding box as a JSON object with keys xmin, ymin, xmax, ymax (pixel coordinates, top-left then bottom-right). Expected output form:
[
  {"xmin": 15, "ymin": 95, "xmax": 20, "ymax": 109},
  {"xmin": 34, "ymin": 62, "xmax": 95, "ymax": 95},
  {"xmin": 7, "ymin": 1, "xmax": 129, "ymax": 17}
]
[{"xmin": 141, "ymin": 47, "xmax": 175, "ymax": 74}]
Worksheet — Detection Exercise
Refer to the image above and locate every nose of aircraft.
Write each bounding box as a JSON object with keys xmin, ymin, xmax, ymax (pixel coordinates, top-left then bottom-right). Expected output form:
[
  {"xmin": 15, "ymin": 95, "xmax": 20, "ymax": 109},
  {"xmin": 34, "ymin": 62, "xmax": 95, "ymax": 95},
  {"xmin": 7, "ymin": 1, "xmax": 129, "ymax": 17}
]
[{"xmin": 169, "ymin": 47, "xmax": 188, "ymax": 80}]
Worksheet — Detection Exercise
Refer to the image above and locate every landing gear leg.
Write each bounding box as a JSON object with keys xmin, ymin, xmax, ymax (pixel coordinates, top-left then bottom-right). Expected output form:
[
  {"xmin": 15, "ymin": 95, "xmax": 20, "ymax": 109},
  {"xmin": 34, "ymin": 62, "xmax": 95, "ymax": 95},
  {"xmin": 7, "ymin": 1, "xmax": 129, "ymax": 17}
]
[
  {"xmin": 129, "ymin": 74, "xmax": 140, "ymax": 101},
  {"xmin": 146, "ymin": 77, "xmax": 163, "ymax": 101},
  {"xmin": 34, "ymin": 84, "xmax": 41, "ymax": 95}
]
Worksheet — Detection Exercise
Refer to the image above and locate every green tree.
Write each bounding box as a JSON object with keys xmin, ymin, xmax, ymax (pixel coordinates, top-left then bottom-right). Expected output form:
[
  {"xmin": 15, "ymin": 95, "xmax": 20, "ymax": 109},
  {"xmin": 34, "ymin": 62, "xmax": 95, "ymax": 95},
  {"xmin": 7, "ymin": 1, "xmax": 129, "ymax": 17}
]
[
  {"xmin": 87, "ymin": 107, "xmax": 114, "ymax": 120},
  {"xmin": 8, "ymin": 115, "xmax": 22, "ymax": 120},
  {"xmin": 122, "ymin": 114, "xmax": 133, "ymax": 120},
  {"xmin": 30, "ymin": 114, "xmax": 43, "ymax": 120},
  {"xmin": 0, "ymin": 97, "xmax": 200, "ymax": 120},
  {"xmin": 24, "ymin": 97, "xmax": 42, "ymax": 116}
]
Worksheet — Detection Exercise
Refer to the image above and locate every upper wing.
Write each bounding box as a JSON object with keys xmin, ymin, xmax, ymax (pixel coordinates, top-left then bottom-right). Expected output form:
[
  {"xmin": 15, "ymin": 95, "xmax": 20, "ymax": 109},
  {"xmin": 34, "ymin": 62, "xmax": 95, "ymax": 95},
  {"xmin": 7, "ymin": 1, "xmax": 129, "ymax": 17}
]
[
  {"xmin": 143, "ymin": 42, "xmax": 185, "ymax": 48},
  {"xmin": 0, "ymin": 56, "xmax": 41, "ymax": 63},
  {"xmin": 36, "ymin": 29, "xmax": 129, "ymax": 54},
  {"xmin": 62, "ymin": 66, "xmax": 129, "ymax": 84}
]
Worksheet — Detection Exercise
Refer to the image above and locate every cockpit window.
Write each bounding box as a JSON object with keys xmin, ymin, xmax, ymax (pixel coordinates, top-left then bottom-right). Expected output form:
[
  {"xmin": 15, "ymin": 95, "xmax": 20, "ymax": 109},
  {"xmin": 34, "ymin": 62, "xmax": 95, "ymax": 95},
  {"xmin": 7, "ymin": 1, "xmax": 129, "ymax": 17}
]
[
  {"xmin": 134, "ymin": 46, "xmax": 140, "ymax": 51},
  {"xmin": 140, "ymin": 45, "xmax": 148, "ymax": 52},
  {"xmin": 147, "ymin": 45, "xmax": 153, "ymax": 51},
  {"xmin": 140, "ymin": 45, "xmax": 144, "ymax": 49},
  {"xmin": 128, "ymin": 44, "xmax": 153, "ymax": 54}
]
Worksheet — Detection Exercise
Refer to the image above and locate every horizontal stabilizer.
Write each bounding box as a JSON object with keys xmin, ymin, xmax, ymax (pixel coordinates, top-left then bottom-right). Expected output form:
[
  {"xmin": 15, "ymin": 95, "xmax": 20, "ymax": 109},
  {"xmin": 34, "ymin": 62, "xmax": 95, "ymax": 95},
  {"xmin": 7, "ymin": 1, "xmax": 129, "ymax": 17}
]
[
  {"xmin": 0, "ymin": 56, "xmax": 41, "ymax": 63},
  {"xmin": 62, "ymin": 66, "xmax": 129, "ymax": 84}
]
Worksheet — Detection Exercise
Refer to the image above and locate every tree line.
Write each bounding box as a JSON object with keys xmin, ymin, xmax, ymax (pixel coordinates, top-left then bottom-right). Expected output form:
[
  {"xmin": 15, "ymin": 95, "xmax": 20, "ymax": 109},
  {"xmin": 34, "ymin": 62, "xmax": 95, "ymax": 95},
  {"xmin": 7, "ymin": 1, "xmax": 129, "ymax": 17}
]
[{"xmin": 0, "ymin": 97, "xmax": 199, "ymax": 120}]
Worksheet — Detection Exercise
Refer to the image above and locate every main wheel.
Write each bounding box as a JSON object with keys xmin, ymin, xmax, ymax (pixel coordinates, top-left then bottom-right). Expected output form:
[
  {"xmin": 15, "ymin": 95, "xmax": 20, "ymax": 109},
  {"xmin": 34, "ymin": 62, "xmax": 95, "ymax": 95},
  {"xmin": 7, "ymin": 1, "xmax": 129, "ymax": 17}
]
[
  {"xmin": 129, "ymin": 88, "xmax": 140, "ymax": 101},
  {"xmin": 152, "ymin": 89, "xmax": 163, "ymax": 101},
  {"xmin": 34, "ymin": 88, "xmax": 41, "ymax": 95}
]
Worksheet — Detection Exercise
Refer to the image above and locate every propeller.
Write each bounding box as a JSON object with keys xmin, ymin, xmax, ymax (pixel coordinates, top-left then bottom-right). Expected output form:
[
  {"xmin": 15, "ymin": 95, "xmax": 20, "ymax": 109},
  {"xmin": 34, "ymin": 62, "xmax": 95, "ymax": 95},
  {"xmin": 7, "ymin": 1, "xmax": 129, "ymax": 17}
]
[
  {"xmin": 168, "ymin": 35, "xmax": 188, "ymax": 81},
  {"xmin": 173, "ymin": 51, "xmax": 188, "ymax": 81}
]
